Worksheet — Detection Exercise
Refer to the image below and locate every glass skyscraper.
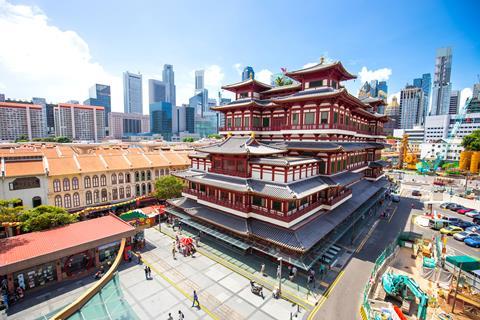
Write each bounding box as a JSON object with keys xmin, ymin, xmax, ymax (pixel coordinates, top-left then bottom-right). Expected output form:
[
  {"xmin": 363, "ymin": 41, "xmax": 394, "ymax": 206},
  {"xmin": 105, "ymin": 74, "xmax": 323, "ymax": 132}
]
[
  {"xmin": 242, "ymin": 66, "xmax": 255, "ymax": 81},
  {"xmin": 123, "ymin": 71, "xmax": 143, "ymax": 114},
  {"xmin": 150, "ymin": 102, "xmax": 172, "ymax": 141},
  {"xmin": 162, "ymin": 64, "xmax": 176, "ymax": 106},
  {"xmin": 413, "ymin": 73, "xmax": 431, "ymax": 122},
  {"xmin": 84, "ymin": 84, "xmax": 111, "ymax": 128}
]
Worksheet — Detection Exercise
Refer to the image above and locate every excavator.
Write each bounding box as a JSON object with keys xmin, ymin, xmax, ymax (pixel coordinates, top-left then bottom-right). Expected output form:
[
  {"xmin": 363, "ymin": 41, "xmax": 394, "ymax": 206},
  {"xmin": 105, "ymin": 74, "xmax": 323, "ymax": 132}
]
[
  {"xmin": 397, "ymin": 134, "xmax": 418, "ymax": 170},
  {"xmin": 382, "ymin": 273, "xmax": 429, "ymax": 320}
]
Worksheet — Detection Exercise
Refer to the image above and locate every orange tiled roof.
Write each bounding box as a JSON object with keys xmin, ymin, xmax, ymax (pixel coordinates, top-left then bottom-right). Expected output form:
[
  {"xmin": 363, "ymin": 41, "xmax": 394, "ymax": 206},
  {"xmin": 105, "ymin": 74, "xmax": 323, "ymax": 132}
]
[
  {"xmin": 47, "ymin": 157, "xmax": 80, "ymax": 175},
  {"xmin": 75, "ymin": 155, "xmax": 107, "ymax": 173},
  {"xmin": 101, "ymin": 155, "xmax": 131, "ymax": 170},
  {"xmin": 0, "ymin": 215, "xmax": 135, "ymax": 273},
  {"xmin": 4, "ymin": 161, "xmax": 45, "ymax": 177}
]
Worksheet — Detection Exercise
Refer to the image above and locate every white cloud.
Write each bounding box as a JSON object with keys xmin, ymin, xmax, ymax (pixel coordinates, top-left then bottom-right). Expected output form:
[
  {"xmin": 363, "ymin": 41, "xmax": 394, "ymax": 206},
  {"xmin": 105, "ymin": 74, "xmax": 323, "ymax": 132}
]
[
  {"xmin": 460, "ymin": 88, "xmax": 473, "ymax": 108},
  {"xmin": 302, "ymin": 54, "xmax": 334, "ymax": 69},
  {"xmin": 233, "ymin": 63, "xmax": 242, "ymax": 76},
  {"xmin": 256, "ymin": 69, "xmax": 273, "ymax": 85},
  {"xmin": 204, "ymin": 65, "xmax": 224, "ymax": 90},
  {"xmin": 302, "ymin": 62, "xmax": 318, "ymax": 69},
  {"xmin": 358, "ymin": 67, "xmax": 392, "ymax": 84},
  {"xmin": 0, "ymin": 0, "xmax": 122, "ymax": 109}
]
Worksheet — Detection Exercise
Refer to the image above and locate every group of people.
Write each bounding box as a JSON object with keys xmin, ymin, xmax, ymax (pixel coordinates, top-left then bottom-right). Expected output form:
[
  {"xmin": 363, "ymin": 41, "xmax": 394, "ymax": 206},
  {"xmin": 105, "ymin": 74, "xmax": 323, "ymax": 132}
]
[
  {"xmin": 144, "ymin": 265, "xmax": 152, "ymax": 280},
  {"xmin": 172, "ymin": 235, "xmax": 197, "ymax": 259},
  {"xmin": 165, "ymin": 290, "xmax": 200, "ymax": 319},
  {"xmin": 259, "ymin": 262, "xmax": 328, "ymax": 289},
  {"xmin": 0, "ymin": 278, "xmax": 24, "ymax": 310}
]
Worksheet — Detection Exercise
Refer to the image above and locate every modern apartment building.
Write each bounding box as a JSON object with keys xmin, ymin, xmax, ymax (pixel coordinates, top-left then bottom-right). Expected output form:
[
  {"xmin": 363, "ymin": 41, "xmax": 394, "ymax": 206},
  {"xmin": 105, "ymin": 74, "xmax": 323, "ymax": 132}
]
[
  {"xmin": 108, "ymin": 112, "xmax": 150, "ymax": 139},
  {"xmin": 53, "ymin": 103, "xmax": 105, "ymax": 142},
  {"xmin": 431, "ymin": 47, "xmax": 453, "ymax": 115},
  {"xmin": 0, "ymin": 102, "xmax": 44, "ymax": 141},
  {"xmin": 424, "ymin": 112, "xmax": 480, "ymax": 142},
  {"xmin": 123, "ymin": 71, "xmax": 143, "ymax": 114}
]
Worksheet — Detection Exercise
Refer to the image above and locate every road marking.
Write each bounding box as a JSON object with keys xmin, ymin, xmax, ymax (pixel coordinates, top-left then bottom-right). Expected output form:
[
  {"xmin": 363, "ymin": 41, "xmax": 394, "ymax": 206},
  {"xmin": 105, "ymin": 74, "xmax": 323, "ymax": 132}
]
[
  {"xmin": 388, "ymin": 206, "xmax": 398, "ymax": 223},
  {"xmin": 141, "ymin": 257, "xmax": 219, "ymax": 320},
  {"xmin": 356, "ymin": 220, "xmax": 379, "ymax": 253},
  {"xmin": 307, "ymin": 270, "xmax": 345, "ymax": 320}
]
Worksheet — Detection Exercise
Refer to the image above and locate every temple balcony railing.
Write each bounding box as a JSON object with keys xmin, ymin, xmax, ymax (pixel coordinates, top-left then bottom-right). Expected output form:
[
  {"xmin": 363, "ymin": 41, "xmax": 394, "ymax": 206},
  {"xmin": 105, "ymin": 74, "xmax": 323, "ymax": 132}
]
[
  {"xmin": 285, "ymin": 200, "xmax": 323, "ymax": 220},
  {"xmin": 197, "ymin": 193, "xmax": 250, "ymax": 213},
  {"xmin": 219, "ymin": 124, "xmax": 384, "ymax": 136},
  {"xmin": 325, "ymin": 189, "xmax": 352, "ymax": 206},
  {"xmin": 208, "ymin": 168, "xmax": 249, "ymax": 178}
]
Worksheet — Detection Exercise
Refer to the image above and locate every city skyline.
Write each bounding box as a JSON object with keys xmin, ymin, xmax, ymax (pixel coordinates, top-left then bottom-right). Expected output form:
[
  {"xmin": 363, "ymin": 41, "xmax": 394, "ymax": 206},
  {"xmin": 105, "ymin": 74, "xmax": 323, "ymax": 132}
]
[{"xmin": 0, "ymin": 0, "xmax": 478, "ymax": 115}]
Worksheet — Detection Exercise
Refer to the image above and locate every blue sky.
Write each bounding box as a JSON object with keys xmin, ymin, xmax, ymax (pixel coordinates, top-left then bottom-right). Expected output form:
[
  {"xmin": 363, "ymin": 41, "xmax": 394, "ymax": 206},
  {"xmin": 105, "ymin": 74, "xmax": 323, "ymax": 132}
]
[{"xmin": 0, "ymin": 0, "xmax": 479, "ymax": 112}]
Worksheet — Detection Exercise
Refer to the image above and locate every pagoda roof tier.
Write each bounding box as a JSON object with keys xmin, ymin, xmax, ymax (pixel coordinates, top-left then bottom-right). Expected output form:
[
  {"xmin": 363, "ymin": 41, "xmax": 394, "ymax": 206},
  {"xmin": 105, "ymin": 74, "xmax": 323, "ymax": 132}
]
[
  {"xmin": 250, "ymin": 156, "xmax": 319, "ymax": 166},
  {"xmin": 175, "ymin": 170, "xmax": 362, "ymax": 199},
  {"xmin": 189, "ymin": 151, "xmax": 209, "ymax": 158},
  {"xmin": 169, "ymin": 177, "xmax": 388, "ymax": 252},
  {"xmin": 260, "ymin": 82, "xmax": 302, "ymax": 94},
  {"xmin": 285, "ymin": 61, "xmax": 356, "ymax": 82},
  {"xmin": 196, "ymin": 136, "xmax": 286, "ymax": 155},
  {"xmin": 368, "ymin": 160, "xmax": 389, "ymax": 168},
  {"xmin": 270, "ymin": 87, "xmax": 340, "ymax": 103},
  {"xmin": 221, "ymin": 78, "xmax": 272, "ymax": 93},
  {"xmin": 211, "ymin": 98, "xmax": 277, "ymax": 110},
  {"xmin": 264, "ymin": 141, "xmax": 385, "ymax": 152}
]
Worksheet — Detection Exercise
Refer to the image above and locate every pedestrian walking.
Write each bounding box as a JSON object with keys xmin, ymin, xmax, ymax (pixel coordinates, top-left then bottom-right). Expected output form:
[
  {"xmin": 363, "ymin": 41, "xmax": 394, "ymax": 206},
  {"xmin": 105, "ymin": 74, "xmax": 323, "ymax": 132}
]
[
  {"xmin": 178, "ymin": 310, "xmax": 185, "ymax": 320},
  {"xmin": 144, "ymin": 265, "xmax": 149, "ymax": 280},
  {"xmin": 260, "ymin": 263, "xmax": 265, "ymax": 276},
  {"xmin": 147, "ymin": 266, "xmax": 152, "ymax": 278},
  {"xmin": 191, "ymin": 290, "xmax": 200, "ymax": 308},
  {"xmin": 292, "ymin": 266, "xmax": 297, "ymax": 279},
  {"xmin": 167, "ymin": 313, "xmax": 173, "ymax": 320},
  {"xmin": 276, "ymin": 265, "xmax": 281, "ymax": 279},
  {"xmin": 288, "ymin": 266, "xmax": 294, "ymax": 281},
  {"xmin": 310, "ymin": 269, "xmax": 316, "ymax": 289}
]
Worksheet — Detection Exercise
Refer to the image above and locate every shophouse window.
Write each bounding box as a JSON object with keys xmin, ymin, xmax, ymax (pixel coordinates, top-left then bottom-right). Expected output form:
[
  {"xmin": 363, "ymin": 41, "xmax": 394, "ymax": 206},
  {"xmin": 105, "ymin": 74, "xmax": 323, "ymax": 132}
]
[
  {"xmin": 85, "ymin": 191, "xmax": 92, "ymax": 205},
  {"xmin": 118, "ymin": 173, "xmax": 124, "ymax": 183},
  {"xmin": 146, "ymin": 170, "xmax": 151, "ymax": 180},
  {"xmin": 101, "ymin": 189, "xmax": 107, "ymax": 202},
  {"xmin": 134, "ymin": 171, "xmax": 139, "ymax": 182},
  {"xmin": 125, "ymin": 173, "xmax": 131, "ymax": 183},
  {"xmin": 94, "ymin": 190, "xmax": 100, "ymax": 203},
  {"xmin": 119, "ymin": 187, "xmax": 125, "ymax": 199},
  {"xmin": 64, "ymin": 194, "xmax": 71, "ymax": 208},
  {"xmin": 100, "ymin": 175, "xmax": 107, "ymax": 186},
  {"xmin": 141, "ymin": 171, "xmax": 146, "ymax": 181},
  {"xmin": 63, "ymin": 178, "xmax": 70, "ymax": 191},
  {"xmin": 54, "ymin": 195, "xmax": 62, "ymax": 207},
  {"xmin": 53, "ymin": 179, "xmax": 61, "ymax": 192},
  {"xmin": 126, "ymin": 186, "xmax": 131, "ymax": 197},
  {"xmin": 72, "ymin": 177, "xmax": 79, "ymax": 190},
  {"xmin": 147, "ymin": 183, "xmax": 152, "ymax": 194},
  {"xmin": 112, "ymin": 188, "xmax": 118, "ymax": 200},
  {"xmin": 92, "ymin": 175, "xmax": 99, "ymax": 187},
  {"xmin": 111, "ymin": 174, "xmax": 117, "ymax": 185},
  {"xmin": 73, "ymin": 193, "xmax": 80, "ymax": 207},
  {"xmin": 84, "ymin": 176, "xmax": 91, "ymax": 188}
]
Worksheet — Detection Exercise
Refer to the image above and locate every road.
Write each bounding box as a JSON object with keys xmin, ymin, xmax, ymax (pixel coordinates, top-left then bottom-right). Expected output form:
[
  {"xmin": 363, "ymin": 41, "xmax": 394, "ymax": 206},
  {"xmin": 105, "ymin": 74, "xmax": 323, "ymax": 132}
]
[
  {"xmin": 312, "ymin": 181, "xmax": 479, "ymax": 320},
  {"xmin": 313, "ymin": 194, "xmax": 413, "ymax": 319}
]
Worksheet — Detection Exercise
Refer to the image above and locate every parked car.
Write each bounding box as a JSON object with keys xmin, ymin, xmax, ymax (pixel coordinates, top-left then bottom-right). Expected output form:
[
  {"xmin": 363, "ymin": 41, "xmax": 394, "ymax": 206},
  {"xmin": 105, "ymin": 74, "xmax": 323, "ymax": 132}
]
[
  {"xmin": 412, "ymin": 190, "xmax": 422, "ymax": 196},
  {"xmin": 457, "ymin": 208, "xmax": 474, "ymax": 214},
  {"xmin": 392, "ymin": 194, "xmax": 400, "ymax": 202},
  {"xmin": 464, "ymin": 236, "xmax": 480, "ymax": 248},
  {"xmin": 473, "ymin": 216, "xmax": 480, "ymax": 225},
  {"xmin": 465, "ymin": 210, "xmax": 480, "ymax": 218},
  {"xmin": 447, "ymin": 204, "xmax": 464, "ymax": 211},
  {"xmin": 466, "ymin": 225, "xmax": 480, "ymax": 233},
  {"xmin": 440, "ymin": 225, "xmax": 464, "ymax": 235},
  {"xmin": 451, "ymin": 221, "xmax": 476, "ymax": 229},
  {"xmin": 440, "ymin": 202, "xmax": 454, "ymax": 209},
  {"xmin": 452, "ymin": 206, "xmax": 468, "ymax": 212},
  {"xmin": 453, "ymin": 231, "xmax": 479, "ymax": 241},
  {"xmin": 443, "ymin": 217, "xmax": 463, "ymax": 224},
  {"xmin": 429, "ymin": 218, "xmax": 450, "ymax": 230}
]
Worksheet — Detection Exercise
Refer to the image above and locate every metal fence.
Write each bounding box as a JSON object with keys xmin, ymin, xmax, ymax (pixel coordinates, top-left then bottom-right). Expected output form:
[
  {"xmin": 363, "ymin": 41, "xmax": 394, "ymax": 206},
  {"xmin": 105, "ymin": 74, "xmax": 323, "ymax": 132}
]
[{"xmin": 360, "ymin": 234, "xmax": 402, "ymax": 320}]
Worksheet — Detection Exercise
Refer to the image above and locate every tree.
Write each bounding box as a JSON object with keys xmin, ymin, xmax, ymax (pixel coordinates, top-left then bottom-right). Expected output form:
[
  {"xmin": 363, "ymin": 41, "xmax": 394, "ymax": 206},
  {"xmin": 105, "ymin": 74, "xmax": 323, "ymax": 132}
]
[
  {"xmin": 461, "ymin": 129, "xmax": 480, "ymax": 151},
  {"xmin": 55, "ymin": 136, "xmax": 72, "ymax": 143},
  {"xmin": 155, "ymin": 176, "xmax": 184, "ymax": 200},
  {"xmin": 182, "ymin": 137, "xmax": 195, "ymax": 142},
  {"xmin": 14, "ymin": 134, "xmax": 29, "ymax": 142},
  {"xmin": 0, "ymin": 199, "xmax": 25, "ymax": 223},
  {"xmin": 207, "ymin": 134, "xmax": 222, "ymax": 139},
  {"xmin": 19, "ymin": 205, "xmax": 77, "ymax": 232}
]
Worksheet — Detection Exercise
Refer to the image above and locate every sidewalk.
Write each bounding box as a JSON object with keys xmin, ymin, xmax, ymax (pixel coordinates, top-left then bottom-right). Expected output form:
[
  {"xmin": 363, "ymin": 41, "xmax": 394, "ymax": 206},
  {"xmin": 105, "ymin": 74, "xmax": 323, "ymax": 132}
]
[{"xmin": 140, "ymin": 228, "xmax": 305, "ymax": 319}]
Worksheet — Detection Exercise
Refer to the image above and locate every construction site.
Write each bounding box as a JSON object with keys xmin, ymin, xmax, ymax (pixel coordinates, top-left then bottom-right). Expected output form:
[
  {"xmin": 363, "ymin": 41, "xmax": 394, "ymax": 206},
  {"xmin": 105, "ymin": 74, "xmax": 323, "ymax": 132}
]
[{"xmin": 362, "ymin": 232, "xmax": 480, "ymax": 320}]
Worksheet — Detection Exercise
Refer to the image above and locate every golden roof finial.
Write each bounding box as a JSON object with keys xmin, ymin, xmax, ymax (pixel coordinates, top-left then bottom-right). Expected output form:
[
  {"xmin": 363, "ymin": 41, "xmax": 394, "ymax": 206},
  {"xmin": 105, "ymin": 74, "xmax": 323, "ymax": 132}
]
[
  {"xmin": 250, "ymin": 131, "xmax": 255, "ymax": 139},
  {"xmin": 227, "ymin": 132, "xmax": 232, "ymax": 138},
  {"xmin": 320, "ymin": 56, "xmax": 325, "ymax": 64}
]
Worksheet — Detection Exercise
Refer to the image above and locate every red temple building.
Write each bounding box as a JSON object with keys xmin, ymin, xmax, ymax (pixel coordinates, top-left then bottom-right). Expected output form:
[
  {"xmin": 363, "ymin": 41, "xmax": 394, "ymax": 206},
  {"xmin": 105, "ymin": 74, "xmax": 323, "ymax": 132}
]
[{"xmin": 168, "ymin": 60, "xmax": 389, "ymax": 270}]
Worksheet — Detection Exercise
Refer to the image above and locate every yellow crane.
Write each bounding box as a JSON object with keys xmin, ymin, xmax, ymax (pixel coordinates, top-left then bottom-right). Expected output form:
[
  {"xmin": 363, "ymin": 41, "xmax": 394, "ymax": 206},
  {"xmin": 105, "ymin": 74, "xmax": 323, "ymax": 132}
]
[{"xmin": 398, "ymin": 134, "xmax": 418, "ymax": 170}]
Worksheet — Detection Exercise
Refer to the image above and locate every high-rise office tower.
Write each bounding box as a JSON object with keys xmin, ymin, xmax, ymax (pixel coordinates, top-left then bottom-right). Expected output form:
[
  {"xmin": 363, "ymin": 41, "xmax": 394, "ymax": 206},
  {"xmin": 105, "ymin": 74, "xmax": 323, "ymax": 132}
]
[
  {"xmin": 149, "ymin": 102, "xmax": 172, "ymax": 141},
  {"xmin": 431, "ymin": 47, "xmax": 452, "ymax": 115},
  {"xmin": 242, "ymin": 66, "xmax": 255, "ymax": 81},
  {"xmin": 358, "ymin": 80, "xmax": 387, "ymax": 101},
  {"xmin": 108, "ymin": 112, "xmax": 150, "ymax": 139},
  {"xmin": 0, "ymin": 94, "xmax": 5, "ymax": 102},
  {"xmin": 195, "ymin": 70, "xmax": 205, "ymax": 91},
  {"xmin": 449, "ymin": 90, "xmax": 460, "ymax": 115},
  {"xmin": 412, "ymin": 73, "xmax": 431, "ymax": 122},
  {"xmin": 123, "ymin": 71, "xmax": 143, "ymax": 114},
  {"xmin": 162, "ymin": 64, "xmax": 176, "ymax": 106},
  {"xmin": 384, "ymin": 96, "xmax": 400, "ymax": 135},
  {"xmin": 148, "ymin": 79, "xmax": 167, "ymax": 104},
  {"xmin": 84, "ymin": 84, "xmax": 111, "ymax": 129},
  {"xmin": 400, "ymin": 85, "xmax": 425, "ymax": 129}
]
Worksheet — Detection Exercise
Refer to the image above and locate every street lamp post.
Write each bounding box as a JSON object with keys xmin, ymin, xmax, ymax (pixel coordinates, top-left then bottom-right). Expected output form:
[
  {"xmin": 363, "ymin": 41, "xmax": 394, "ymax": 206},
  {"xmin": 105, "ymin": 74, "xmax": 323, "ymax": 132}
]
[{"xmin": 277, "ymin": 257, "xmax": 283, "ymax": 294}]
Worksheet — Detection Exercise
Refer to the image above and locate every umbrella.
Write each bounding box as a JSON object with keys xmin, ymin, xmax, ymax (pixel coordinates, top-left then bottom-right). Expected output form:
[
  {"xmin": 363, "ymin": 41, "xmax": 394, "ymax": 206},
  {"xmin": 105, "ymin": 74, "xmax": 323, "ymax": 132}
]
[{"xmin": 181, "ymin": 237, "xmax": 193, "ymax": 245}]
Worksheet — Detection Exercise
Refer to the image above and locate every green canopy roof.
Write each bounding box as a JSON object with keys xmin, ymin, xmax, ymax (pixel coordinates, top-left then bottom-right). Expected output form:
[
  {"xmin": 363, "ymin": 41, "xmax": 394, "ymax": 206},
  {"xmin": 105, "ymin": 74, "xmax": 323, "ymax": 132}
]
[
  {"xmin": 446, "ymin": 255, "xmax": 480, "ymax": 272},
  {"xmin": 119, "ymin": 210, "xmax": 147, "ymax": 221}
]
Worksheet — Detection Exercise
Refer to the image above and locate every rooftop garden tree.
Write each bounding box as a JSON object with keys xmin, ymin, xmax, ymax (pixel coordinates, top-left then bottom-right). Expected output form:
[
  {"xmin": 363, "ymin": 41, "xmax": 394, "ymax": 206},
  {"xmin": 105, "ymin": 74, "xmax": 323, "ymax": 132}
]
[{"xmin": 461, "ymin": 129, "xmax": 480, "ymax": 151}]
